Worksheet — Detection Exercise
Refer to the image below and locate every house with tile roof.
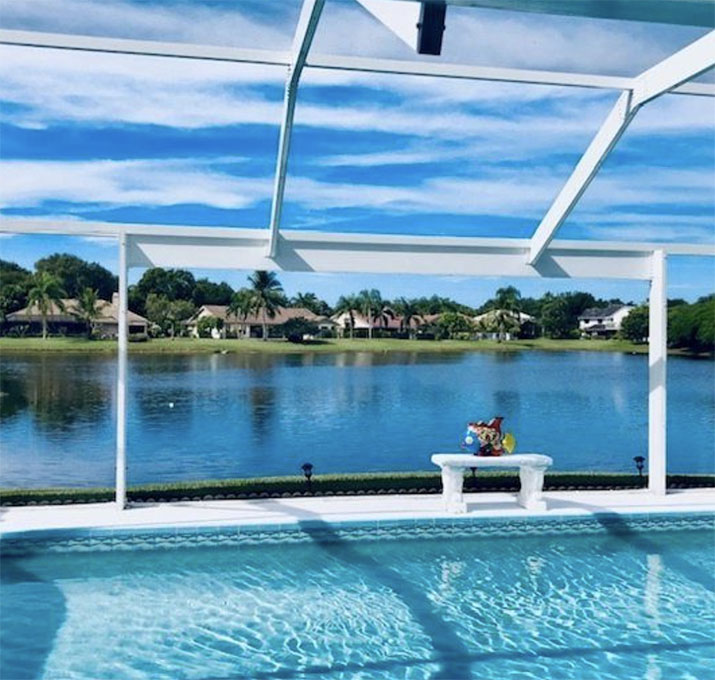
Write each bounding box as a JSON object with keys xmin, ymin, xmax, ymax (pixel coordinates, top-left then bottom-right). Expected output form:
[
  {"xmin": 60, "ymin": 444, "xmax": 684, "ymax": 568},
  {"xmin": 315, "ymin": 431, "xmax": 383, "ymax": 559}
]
[
  {"xmin": 6, "ymin": 294, "xmax": 149, "ymax": 337},
  {"xmin": 186, "ymin": 305, "xmax": 336, "ymax": 339}
]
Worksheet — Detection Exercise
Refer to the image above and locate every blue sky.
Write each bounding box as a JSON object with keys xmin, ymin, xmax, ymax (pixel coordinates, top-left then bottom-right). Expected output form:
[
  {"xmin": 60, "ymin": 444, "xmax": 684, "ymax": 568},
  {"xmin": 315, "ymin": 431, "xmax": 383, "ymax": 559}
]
[{"xmin": 0, "ymin": 0, "xmax": 713, "ymax": 304}]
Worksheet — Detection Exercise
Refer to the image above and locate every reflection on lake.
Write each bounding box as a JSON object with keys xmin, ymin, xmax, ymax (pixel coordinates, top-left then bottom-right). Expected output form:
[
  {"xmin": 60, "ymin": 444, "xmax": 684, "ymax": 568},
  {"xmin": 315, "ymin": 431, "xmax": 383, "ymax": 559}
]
[{"xmin": 1, "ymin": 351, "xmax": 713, "ymax": 488}]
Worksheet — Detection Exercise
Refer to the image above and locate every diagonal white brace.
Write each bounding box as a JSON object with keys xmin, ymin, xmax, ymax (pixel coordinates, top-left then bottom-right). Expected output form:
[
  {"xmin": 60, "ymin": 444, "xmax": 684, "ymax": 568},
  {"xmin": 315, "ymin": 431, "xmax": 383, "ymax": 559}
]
[
  {"xmin": 528, "ymin": 30, "xmax": 715, "ymax": 265},
  {"xmin": 267, "ymin": 0, "xmax": 326, "ymax": 258},
  {"xmin": 528, "ymin": 90, "xmax": 637, "ymax": 265},
  {"xmin": 632, "ymin": 30, "xmax": 715, "ymax": 108}
]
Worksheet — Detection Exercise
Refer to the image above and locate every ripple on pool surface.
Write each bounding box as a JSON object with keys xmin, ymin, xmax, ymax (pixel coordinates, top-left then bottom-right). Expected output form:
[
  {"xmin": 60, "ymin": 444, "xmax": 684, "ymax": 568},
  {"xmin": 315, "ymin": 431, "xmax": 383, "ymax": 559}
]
[{"xmin": 1, "ymin": 524, "xmax": 714, "ymax": 680}]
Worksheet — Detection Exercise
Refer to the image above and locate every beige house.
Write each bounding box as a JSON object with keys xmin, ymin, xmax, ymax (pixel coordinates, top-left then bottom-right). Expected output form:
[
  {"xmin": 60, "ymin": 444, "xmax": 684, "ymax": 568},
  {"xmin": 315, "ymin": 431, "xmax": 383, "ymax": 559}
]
[
  {"xmin": 6, "ymin": 293, "xmax": 149, "ymax": 337},
  {"xmin": 187, "ymin": 305, "xmax": 335, "ymax": 339}
]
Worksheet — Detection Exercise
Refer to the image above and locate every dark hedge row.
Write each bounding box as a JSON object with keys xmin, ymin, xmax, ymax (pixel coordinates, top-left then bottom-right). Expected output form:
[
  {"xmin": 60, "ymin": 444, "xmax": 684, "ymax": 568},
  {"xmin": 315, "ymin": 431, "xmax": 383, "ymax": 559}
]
[{"xmin": 1, "ymin": 471, "xmax": 712, "ymax": 506}]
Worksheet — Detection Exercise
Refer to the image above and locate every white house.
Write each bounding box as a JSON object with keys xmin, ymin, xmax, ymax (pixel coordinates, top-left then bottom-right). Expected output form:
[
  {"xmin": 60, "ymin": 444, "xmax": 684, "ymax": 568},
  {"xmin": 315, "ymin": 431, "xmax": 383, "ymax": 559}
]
[{"xmin": 578, "ymin": 305, "xmax": 634, "ymax": 337}]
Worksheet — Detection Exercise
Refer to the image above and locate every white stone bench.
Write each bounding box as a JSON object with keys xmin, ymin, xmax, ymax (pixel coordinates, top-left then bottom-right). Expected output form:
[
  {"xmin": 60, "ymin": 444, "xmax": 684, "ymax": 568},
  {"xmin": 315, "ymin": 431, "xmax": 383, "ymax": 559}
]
[{"xmin": 431, "ymin": 453, "xmax": 553, "ymax": 513}]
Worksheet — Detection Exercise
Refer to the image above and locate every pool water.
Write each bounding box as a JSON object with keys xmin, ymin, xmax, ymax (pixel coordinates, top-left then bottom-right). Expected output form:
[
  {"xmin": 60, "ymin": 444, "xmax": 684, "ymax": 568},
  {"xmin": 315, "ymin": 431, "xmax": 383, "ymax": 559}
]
[{"xmin": 1, "ymin": 516, "xmax": 713, "ymax": 680}]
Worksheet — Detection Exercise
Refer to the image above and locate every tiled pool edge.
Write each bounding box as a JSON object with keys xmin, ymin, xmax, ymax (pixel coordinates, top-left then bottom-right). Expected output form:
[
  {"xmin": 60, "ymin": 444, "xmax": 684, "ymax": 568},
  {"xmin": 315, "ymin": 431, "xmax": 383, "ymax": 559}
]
[{"xmin": 1, "ymin": 511, "xmax": 713, "ymax": 556}]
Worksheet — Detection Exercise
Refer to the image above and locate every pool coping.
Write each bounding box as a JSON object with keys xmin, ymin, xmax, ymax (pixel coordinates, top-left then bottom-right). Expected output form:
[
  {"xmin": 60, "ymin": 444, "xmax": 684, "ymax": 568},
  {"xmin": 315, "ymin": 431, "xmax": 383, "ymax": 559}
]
[{"xmin": 1, "ymin": 488, "xmax": 714, "ymax": 542}]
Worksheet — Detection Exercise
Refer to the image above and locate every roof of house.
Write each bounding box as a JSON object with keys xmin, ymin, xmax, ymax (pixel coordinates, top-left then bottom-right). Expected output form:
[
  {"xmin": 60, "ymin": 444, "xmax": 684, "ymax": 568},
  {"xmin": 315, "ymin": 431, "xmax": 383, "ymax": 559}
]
[
  {"xmin": 190, "ymin": 305, "xmax": 324, "ymax": 326},
  {"xmin": 578, "ymin": 304, "xmax": 631, "ymax": 320},
  {"xmin": 6, "ymin": 298, "xmax": 148, "ymax": 325}
]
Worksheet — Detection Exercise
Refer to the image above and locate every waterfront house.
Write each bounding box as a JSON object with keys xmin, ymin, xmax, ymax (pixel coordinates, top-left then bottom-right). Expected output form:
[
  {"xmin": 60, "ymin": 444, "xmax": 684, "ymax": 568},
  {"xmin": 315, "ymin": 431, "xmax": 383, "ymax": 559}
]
[
  {"xmin": 187, "ymin": 305, "xmax": 334, "ymax": 339},
  {"xmin": 473, "ymin": 310, "xmax": 538, "ymax": 340},
  {"xmin": 578, "ymin": 305, "xmax": 634, "ymax": 338},
  {"xmin": 331, "ymin": 309, "xmax": 428, "ymax": 338},
  {"xmin": 5, "ymin": 293, "xmax": 149, "ymax": 337}
]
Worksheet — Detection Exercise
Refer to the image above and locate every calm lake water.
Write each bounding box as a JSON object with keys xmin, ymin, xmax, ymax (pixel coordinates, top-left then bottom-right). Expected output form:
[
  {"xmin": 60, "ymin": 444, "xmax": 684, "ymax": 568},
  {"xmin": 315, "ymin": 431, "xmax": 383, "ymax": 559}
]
[{"xmin": 0, "ymin": 350, "xmax": 713, "ymax": 488}]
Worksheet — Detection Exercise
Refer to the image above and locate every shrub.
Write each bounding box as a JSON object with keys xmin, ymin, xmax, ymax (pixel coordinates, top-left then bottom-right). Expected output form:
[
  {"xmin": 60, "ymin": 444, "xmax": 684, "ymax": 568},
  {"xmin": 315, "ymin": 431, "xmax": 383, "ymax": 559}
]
[
  {"xmin": 196, "ymin": 316, "xmax": 224, "ymax": 338},
  {"xmin": 281, "ymin": 317, "xmax": 319, "ymax": 343},
  {"xmin": 1, "ymin": 471, "xmax": 711, "ymax": 506}
]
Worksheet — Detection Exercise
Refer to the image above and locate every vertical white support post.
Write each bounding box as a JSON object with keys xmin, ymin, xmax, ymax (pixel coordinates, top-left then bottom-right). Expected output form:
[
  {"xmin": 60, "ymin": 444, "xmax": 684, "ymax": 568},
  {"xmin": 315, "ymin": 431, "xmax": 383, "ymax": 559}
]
[
  {"xmin": 115, "ymin": 231, "xmax": 128, "ymax": 509},
  {"xmin": 648, "ymin": 249, "xmax": 667, "ymax": 495}
]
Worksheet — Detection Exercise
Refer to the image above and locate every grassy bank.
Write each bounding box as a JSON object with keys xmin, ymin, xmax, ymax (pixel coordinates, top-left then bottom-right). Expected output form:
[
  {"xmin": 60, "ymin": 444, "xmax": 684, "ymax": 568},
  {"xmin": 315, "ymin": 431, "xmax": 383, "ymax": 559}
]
[
  {"xmin": 0, "ymin": 336, "xmax": 679, "ymax": 356},
  {"xmin": 1, "ymin": 471, "xmax": 712, "ymax": 506}
]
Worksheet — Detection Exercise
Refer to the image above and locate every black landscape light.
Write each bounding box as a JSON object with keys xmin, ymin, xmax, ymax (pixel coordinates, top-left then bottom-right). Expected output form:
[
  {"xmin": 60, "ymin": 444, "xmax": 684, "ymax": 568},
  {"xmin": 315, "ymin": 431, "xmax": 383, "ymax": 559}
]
[
  {"xmin": 633, "ymin": 456, "xmax": 646, "ymax": 486},
  {"xmin": 301, "ymin": 462, "xmax": 314, "ymax": 493}
]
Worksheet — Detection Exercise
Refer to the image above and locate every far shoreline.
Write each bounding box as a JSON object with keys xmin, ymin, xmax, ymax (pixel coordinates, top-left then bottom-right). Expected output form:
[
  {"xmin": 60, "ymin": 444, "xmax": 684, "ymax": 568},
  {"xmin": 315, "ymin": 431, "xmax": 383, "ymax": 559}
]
[{"xmin": 0, "ymin": 336, "xmax": 710, "ymax": 358}]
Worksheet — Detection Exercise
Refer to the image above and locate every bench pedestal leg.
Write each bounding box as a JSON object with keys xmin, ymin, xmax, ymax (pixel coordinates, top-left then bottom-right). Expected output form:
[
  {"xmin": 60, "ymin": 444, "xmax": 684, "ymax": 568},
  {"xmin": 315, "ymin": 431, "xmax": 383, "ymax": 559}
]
[
  {"xmin": 517, "ymin": 466, "xmax": 547, "ymax": 510},
  {"xmin": 440, "ymin": 466, "xmax": 467, "ymax": 514}
]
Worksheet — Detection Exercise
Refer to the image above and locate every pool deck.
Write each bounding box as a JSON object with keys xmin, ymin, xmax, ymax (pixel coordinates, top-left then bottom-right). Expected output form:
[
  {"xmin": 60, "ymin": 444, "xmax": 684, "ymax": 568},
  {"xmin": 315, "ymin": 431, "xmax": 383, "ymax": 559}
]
[{"xmin": 1, "ymin": 488, "xmax": 714, "ymax": 536}]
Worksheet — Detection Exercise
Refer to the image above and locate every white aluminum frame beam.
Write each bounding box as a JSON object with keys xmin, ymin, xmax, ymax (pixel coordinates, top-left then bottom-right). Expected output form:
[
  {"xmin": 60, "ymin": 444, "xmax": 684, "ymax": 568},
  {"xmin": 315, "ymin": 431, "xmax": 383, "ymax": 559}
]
[
  {"xmin": 528, "ymin": 30, "xmax": 715, "ymax": 265},
  {"xmin": 267, "ymin": 0, "xmax": 326, "ymax": 259},
  {"xmin": 632, "ymin": 30, "xmax": 715, "ymax": 108},
  {"xmin": 528, "ymin": 90, "xmax": 637, "ymax": 265},
  {"xmin": 2, "ymin": 218, "xmax": 713, "ymax": 280},
  {"xmin": 115, "ymin": 231, "xmax": 128, "ymax": 509},
  {"xmin": 648, "ymin": 250, "xmax": 667, "ymax": 495},
  {"xmin": 307, "ymin": 53, "xmax": 715, "ymax": 97},
  {"xmin": 0, "ymin": 29, "xmax": 290, "ymax": 66},
  {"xmin": 2, "ymin": 30, "xmax": 713, "ymax": 98}
]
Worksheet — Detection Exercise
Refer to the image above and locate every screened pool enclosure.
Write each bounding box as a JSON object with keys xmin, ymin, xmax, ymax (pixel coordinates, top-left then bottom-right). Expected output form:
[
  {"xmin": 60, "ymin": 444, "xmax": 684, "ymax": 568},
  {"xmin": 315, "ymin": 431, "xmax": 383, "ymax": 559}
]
[{"xmin": 1, "ymin": 0, "xmax": 713, "ymax": 507}]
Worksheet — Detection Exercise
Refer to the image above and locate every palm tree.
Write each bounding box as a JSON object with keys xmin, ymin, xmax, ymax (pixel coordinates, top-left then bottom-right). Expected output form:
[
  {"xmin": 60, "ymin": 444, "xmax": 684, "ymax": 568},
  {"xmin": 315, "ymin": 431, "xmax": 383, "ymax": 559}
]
[
  {"xmin": 494, "ymin": 286, "xmax": 521, "ymax": 313},
  {"xmin": 291, "ymin": 292, "xmax": 320, "ymax": 314},
  {"xmin": 492, "ymin": 286, "xmax": 522, "ymax": 341},
  {"xmin": 478, "ymin": 309, "xmax": 520, "ymax": 342},
  {"xmin": 248, "ymin": 271, "xmax": 284, "ymax": 341},
  {"xmin": 394, "ymin": 297, "xmax": 422, "ymax": 340},
  {"xmin": 72, "ymin": 287, "xmax": 101, "ymax": 339},
  {"xmin": 27, "ymin": 272, "xmax": 66, "ymax": 339},
  {"xmin": 228, "ymin": 288, "xmax": 257, "ymax": 338},
  {"xmin": 357, "ymin": 289, "xmax": 387, "ymax": 340},
  {"xmin": 334, "ymin": 294, "xmax": 359, "ymax": 339}
]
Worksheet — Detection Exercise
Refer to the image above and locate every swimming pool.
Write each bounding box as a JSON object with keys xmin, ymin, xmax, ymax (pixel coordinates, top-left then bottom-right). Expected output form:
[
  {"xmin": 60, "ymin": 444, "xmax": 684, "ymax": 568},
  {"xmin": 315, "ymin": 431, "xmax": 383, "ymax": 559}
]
[{"xmin": 1, "ymin": 513, "xmax": 713, "ymax": 680}]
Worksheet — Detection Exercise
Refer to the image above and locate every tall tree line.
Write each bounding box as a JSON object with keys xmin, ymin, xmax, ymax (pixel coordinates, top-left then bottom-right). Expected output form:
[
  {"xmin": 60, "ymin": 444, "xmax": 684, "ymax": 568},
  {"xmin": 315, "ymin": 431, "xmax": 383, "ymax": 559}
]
[{"xmin": 1, "ymin": 255, "xmax": 712, "ymax": 351}]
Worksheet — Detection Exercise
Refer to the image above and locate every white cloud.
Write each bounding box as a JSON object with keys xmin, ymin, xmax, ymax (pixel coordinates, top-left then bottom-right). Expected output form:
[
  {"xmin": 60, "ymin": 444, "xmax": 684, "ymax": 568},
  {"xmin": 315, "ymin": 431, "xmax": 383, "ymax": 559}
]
[
  {"xmin": 1, "ymin": 3, "xmax": 713, "ymax": 141},
  {"xmin": 581, "ymin": 224, "xmax": 715, "ymax": 243},
  {"xmin": 0, "ymin": 157, "xmax": 272, "ymax": 209},
  {"xmin": 0, "ymin": 47, "xmax": 286, "ymax": 130},
  {"xmin": 1, "ymin": 157, "xmax": 711, "ymax": 229},
  {"xmin": 80, "ymin": 236, "xmax": 117, "ymax": 246},
  {"xmin": 0, "ymin": 155, "xmax": 711, "ymax": 244},
  {"xmin": 1, "ymin": 0, "xmax": 299, "ymax": 50}
]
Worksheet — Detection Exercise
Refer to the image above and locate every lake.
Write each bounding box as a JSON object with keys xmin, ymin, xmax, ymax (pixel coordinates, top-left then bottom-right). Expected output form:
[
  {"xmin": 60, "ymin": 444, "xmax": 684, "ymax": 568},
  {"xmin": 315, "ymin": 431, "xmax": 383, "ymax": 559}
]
[{"xmin": 0, "ymin": 350, "xmax": 713, "ymax": 488}]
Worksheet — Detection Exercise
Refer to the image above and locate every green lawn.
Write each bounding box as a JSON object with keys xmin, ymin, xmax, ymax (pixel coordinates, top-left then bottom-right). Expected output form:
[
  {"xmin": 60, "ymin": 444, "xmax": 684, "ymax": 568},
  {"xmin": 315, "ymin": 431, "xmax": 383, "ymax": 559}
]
[{"xmin": 0, "ymin": 336, "xmax": 656, "ymax": 355}]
